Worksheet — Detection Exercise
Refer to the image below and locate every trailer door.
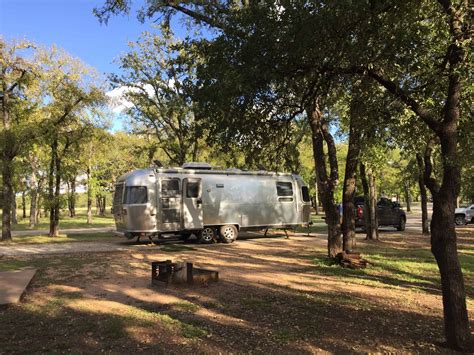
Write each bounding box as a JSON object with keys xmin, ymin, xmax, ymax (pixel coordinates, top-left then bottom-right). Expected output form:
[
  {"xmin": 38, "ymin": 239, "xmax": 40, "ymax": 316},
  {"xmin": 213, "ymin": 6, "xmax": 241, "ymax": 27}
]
[
  {"xmin": 182, "ymin": 178, "xmax": 203, "ymax": 230},
  {"xmin": 160, "ymin": 178, "xmax": 182, "ymax": 232}
]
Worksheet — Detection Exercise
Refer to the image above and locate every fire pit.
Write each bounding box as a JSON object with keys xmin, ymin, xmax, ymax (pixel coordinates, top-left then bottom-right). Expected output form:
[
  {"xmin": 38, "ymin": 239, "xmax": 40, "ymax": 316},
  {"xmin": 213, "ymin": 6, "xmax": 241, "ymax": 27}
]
[{"xmin": 151, "ymin": 260, "xmax": 218, "ymax": 286}]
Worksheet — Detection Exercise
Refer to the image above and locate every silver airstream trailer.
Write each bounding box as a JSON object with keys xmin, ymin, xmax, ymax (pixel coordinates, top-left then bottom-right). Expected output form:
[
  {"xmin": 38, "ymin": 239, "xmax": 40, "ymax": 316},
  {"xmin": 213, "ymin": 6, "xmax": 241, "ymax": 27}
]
[{"xmin": 112, "ymin": 163, "xmax": 311, "ymax": 243}]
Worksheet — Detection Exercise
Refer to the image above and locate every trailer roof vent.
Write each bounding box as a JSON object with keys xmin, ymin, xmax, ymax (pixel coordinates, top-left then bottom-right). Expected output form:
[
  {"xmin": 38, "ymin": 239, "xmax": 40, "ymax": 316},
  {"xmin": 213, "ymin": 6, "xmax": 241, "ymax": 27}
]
[{"xmin": 182, "ymin": 162, "xmax": 213, "ymax": 170}]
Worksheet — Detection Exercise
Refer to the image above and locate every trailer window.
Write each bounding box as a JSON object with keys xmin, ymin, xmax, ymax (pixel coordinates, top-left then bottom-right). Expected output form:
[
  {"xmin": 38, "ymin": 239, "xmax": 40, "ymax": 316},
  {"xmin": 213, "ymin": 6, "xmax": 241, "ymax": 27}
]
[
  {"xmin": 301, "ymin": 186, "xmax": 310, "ymax": 202},
  {"xmin": 276, "ymin": 182, "xmax": 293, "ymax": 197},
  {"xmin": 186, "ymin": 181, "xmax": 200, "ymax": 198},
  {"xmin": 123, "ymin": 186, "xmax": 147, "ymax": 204},
  {"xmin": 113, "ymin": 184, "xmax": 124, "ymax": 209},
  {"xmin": 162, "ymin": 178, "xmax": 180, "ymax": 197}
]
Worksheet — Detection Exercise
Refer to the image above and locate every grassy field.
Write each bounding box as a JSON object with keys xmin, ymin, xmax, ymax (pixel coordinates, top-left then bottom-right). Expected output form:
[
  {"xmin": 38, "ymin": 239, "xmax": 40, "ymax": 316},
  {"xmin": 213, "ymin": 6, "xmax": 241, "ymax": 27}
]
[
  {"xmin": 1, "ymin": 227, "xmax": 472, "ymax": 352},
  {"xmin": 294, "ymin": 214, "xmax": 328, "ymax": 234},
  {"xmin": 312, "ymin": 243, "xmax": 474, "ymax": 296},
  {"xmin": 7, "ymin": 208, "xmax": 115, "ymax": 232},
  {"xmin": 10, "ymin": 210, "xmax": 321, "ymax": 233}
]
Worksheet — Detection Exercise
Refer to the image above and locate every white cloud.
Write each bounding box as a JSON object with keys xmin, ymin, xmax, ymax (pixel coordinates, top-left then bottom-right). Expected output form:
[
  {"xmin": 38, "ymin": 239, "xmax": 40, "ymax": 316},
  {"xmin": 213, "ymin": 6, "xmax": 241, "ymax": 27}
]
[
  {"xmin": 106, "ymin": 86, "xmax": 135, "ymax": 114},
  {"xmin": 106, "ymin": 84, "xmax": 160, "ymax": 114}
]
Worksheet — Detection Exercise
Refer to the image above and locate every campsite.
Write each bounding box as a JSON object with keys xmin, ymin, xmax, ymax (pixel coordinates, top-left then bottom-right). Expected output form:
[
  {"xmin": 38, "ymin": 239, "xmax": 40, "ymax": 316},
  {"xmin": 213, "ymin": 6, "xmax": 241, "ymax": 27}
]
[{"xmin": 1, "ymin": 0, "xmax": 473, "ymax": 352}]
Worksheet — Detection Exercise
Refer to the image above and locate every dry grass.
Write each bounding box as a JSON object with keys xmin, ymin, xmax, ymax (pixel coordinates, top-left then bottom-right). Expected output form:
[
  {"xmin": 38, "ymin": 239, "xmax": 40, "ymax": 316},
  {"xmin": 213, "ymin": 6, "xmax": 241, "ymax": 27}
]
[{"xmin": 4, "ymin": 232, "xmax": 117, "ymax": 245}]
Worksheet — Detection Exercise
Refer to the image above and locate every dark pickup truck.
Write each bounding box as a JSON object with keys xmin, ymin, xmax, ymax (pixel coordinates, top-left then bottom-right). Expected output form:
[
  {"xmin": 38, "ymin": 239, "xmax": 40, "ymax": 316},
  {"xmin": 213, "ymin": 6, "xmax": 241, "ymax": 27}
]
[{"xmin": 354, "ymin": 196, "xmax": 406, "ymax": 231}]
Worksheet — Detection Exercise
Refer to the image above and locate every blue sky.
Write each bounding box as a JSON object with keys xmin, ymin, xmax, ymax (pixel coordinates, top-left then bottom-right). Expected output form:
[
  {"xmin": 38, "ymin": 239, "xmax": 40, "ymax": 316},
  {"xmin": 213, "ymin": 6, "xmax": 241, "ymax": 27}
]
[
  {"xmin": 1, "ymin": 0, "xmax": 190, "ymax": 130},
  {"xmin": 0, "ymin": 0, "xmax": 183, "ymax": 75}
]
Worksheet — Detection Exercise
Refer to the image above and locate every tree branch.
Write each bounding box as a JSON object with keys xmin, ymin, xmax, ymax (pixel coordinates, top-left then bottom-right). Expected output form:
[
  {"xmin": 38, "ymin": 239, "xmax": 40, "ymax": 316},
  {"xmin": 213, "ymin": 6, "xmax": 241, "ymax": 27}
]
[
  {"xmin": 167, "ymin": 3, "xmax": 222, "ymax": 30},
  {"xmin": 364, "ymin": 68, "xmax": 441, "ymax": 133},
  {"xmin": 53, "ymin": 97, "xmax": 84, "ymax": 127},
  {"xmin": 423, "ymin": 136, "xmax": 440, "ymax": 195},
  {"xmin": 162, "ymin": 2, "xmax": 246, "ymax": 38},
  {"xmin": 321, "ymin": 120, "xmax": 339, "ymax": 185},
  {"xmin": 6, "ymin": 70, "xmax": 27, "ymax": 94}
]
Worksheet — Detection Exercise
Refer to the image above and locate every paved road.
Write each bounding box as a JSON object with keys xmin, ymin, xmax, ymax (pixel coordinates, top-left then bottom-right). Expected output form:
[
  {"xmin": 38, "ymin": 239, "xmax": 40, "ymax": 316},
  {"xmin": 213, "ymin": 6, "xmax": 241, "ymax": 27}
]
[
  {"xmin": 2, "ymin": 208, "xmax": 472, "ymax": 257},
  {"xmin": 374, "ymin": 208, "xmax": 473, "ymax": 233},
  {"xmin": 0, "ymin": 231, "xmax": 322, "ymax": 257},
  {"xmin": 0, "ymin": 240, "xmax": 133, "ymax": 257}
]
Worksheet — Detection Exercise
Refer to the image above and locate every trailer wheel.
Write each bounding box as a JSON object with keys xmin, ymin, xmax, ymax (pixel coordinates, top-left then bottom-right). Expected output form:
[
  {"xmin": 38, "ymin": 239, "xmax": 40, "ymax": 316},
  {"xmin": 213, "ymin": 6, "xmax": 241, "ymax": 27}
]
[
  {"xmin": 220, "ymin": 225, "xmax": 238, "ymax": 243},
  {"xmin": 198, "ymin": 227, "xmax": 216, "ymax": 244}
]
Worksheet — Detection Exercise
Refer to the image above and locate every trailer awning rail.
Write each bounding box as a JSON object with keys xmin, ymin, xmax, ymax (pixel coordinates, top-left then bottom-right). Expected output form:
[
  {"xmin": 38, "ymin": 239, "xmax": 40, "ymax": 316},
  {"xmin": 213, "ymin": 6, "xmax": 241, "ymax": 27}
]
[{"xmin": 155, "ymin": 167, "xmax": 294, "ymax": 177}]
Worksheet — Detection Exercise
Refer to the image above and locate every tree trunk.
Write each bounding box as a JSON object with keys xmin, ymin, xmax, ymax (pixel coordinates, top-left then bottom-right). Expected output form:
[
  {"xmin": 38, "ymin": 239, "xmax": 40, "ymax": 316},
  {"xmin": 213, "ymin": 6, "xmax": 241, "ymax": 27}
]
[
  {"xmin": 100, "ymin": 196, "xmax": 106, "ymax": 216},
  {"xmin": 95, "ymin": 195, "xmax": 107, "ymax": 216},
  {"xmin": 66, "ymin": 181, "xmax": 71, "ymax": 215},
  {"xmin": 68, "ymin": 178, "xmax": 76, "ymax": 217},
  {"xmin": 367, "ymin": 170, "xmax": 379, "ymax": 240},
  {"xmin": 71, "ymin": 179, "xmax": 76, "ymax": 217},
  {"xmin": 404, "ymin": 184, "xmax": 411, "ymax": 212},
  {"xmin": 96, "ymin": 195, "xmax": 100, "ymax": 215},
  {"xmin": 342, "ymin": 116, "xmax": 361, "ymax": 252},
  {"xmin": 306, "ymin": 100, "xmax": 342, "ymax": 258},
  {"xmin": 416, "ymin": 154, "xmax": 429, "ymax": 235},
  {"xmin": 360, "ymin": 163, "xmax": 379, "ymax": 240},
  {"xmin": 49, "ymin": 136, "xmax": 60, "ymax": 237},
  {"xmin": 22, "ymin": 190, "xmax": 26, "ymax": 219},
  {"xmin": 431, "ymin": 198, "xmax": 469, "ymax": 349},
  {"xmin": 11, "ymin": 192, "xmax": 17, "ymax": 225},
  {"xmin": 314, "ymin": 182, "xmax": 319, "ymax": 215},
  {"xmin": 47, "ymin": 144, "xmax": 55, "ymax": 228},
  {"xmin": 148, "ymin": 144, "xmax": 158, "ymax": 167},
  {"xmin": 424, "ymin": 133, "xmax": 470, "ymax": 349},
  {"xmin": 360, "ymin": 162, "xmax": 370, "ymax": 230},
  {"xmin": 363, "ymin": 4, "xmax": 471, "ymax": 345},
  {"xmin": 36, "ymin": 175, "xmax": 45, "ymax": 222},
  {"xmin": 52, "ymin": 153, "xmax": 61, "ymax": 237},
  {"xmin": 1, "ymin": 149, "xmax": 14, "ymax": 241},
  {"xmin": 36, "ymin": 195, "xmax": 42, "ymax": 221},
  {"xmin": 29, "ymin": 171, "xmax": 38, "ymax": 228},
  {"xmin": 87, "ymin": 167, "xmax": 93, "ymax": 224},
  {"xmin": 1, "ymin": 86, "xmax": 14, "ymax": 241},
  {"xmin": 95, "ymin": 194, "xmax": 102, "ymax": 215}
]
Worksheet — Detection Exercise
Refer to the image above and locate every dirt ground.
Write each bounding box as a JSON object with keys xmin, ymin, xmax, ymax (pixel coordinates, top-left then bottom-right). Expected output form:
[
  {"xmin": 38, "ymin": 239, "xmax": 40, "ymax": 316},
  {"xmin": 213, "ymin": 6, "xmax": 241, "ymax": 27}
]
[{"xmin": 1, "ymin": 226, "xmax": 473, "ymax": 353}]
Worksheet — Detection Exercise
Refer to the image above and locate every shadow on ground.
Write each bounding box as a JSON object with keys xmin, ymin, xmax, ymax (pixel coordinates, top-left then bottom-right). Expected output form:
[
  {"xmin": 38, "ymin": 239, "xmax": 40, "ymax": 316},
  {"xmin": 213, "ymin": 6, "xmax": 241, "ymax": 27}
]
[{"xmin": 1, "ymin": 229, "xmax": 473, "ymax": 353}]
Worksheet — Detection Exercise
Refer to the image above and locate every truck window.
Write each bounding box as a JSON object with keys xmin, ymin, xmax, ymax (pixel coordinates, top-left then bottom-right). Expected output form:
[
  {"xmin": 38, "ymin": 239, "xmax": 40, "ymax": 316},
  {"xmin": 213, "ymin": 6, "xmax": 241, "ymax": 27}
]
[
  {"xmin": 186, "ymin": 181, "xmax": 200, "ymax": 198},
  {"xmin": 301, "ymin": 186, "xmax": 310, "ymax": 202},
  {"xmin": 123, "ymin": 186, "xmax": 147, "ymax": 204},
  {"xmin": 162, "ymin": 178, "xmax": 180, "ymax": 197},
  {"xmin": 276, "ymin": 182, "xmax": 293, "ymax": 197}
]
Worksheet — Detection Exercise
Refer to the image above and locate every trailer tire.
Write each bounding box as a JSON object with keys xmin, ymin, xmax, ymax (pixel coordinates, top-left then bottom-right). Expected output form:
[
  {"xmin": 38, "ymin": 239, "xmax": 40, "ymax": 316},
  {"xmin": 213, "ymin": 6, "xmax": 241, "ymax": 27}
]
[
  {"xmin": 220, "ymin": 225, "xmax": 238, "ymax": 243},
  {"xmin": 198, "ymin": 227, "xmax": 216, "ymax": 244}
]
